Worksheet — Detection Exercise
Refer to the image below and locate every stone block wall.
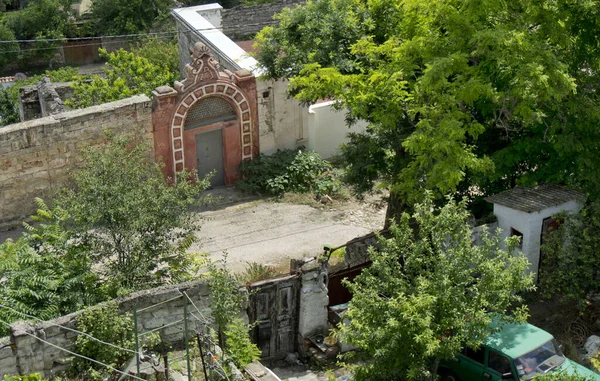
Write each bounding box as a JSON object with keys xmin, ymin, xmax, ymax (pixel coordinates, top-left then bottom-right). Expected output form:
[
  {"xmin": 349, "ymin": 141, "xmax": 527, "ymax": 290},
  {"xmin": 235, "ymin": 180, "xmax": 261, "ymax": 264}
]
[
  {"xmin": 0, "ymin": 95, "xmax": 153, "ymax": 230},
  {"xmin": 1, "ymin": 280, "xmax": 215, "ymax": 378},
  {"xmin": 222, "ymin": 0, "xmax": 305, "ymax": 40}
]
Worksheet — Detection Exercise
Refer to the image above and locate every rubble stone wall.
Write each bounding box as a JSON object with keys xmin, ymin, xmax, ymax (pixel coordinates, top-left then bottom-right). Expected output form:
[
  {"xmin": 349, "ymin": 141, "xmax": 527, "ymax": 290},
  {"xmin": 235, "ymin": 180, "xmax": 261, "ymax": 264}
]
[
  {"xmin": 0, "ymin": 280, "xmax": 215, "ymax": 378},
  {"xmin": 222, "ymin": 0, "xmax": 305, "ymax": 40},
  {"xmin": 0, "ymin": 95, "xmax": 153, "ymax": 230}
]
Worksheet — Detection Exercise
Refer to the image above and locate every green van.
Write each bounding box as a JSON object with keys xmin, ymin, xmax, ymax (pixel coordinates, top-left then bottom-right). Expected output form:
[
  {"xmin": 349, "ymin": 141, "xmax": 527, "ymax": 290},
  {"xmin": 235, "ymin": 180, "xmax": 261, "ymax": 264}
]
[{"xmin": 439, "ymin": 321, "xmax": 600, "ymax": 380}]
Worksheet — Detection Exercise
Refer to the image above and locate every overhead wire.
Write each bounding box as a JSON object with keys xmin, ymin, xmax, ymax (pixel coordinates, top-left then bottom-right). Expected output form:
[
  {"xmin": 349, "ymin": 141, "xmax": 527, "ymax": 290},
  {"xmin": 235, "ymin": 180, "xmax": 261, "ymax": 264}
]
[
  {"xmin": 0, "ymin": 317, "xmax": 147, "ymax": 381},
  {"xmin": 0, "ymin": 302, "xmax": 140, "ymax": 356}
]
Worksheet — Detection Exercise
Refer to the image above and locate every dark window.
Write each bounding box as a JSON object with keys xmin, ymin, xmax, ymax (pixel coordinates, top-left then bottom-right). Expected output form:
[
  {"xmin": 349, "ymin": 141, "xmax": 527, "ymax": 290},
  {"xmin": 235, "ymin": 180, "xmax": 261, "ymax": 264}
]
[
  {"xmin": 464, "ymin": 346, "xmax": 485, "ymax": 364},
  {"xmin": 488, "ymin": 350, "xmax": 512, "ymax": 375},
  {"xmin": 510, "ymin": 228, "xmax": 523, "ymax": 249}
]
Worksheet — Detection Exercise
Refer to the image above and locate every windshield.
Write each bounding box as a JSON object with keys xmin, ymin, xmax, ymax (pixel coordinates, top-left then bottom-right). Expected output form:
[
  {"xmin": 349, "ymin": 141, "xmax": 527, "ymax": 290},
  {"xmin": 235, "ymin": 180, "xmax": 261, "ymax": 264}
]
[{"xmin": 515, "ymin": 339, "xmax": 565, "ymax": 380}]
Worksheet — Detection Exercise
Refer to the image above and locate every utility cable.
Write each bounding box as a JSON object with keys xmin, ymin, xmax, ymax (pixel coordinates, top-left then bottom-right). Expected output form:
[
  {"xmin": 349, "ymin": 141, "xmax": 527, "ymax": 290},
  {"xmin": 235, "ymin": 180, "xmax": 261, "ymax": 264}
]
[
  {"xmin": 0, "ymin": 302, "xmax": 140, "ymax": 356},
  {"xmin": 0, "ymin": 20, "xmax": 275, "ymax": 44},
  {"xmin": 0, "ymin": 318, "xmax": 146, "ymax": 381}
]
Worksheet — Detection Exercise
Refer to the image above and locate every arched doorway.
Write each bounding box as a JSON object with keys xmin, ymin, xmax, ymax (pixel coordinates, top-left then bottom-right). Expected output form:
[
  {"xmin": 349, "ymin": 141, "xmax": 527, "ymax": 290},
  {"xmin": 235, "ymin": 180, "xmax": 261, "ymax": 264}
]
[
  {"xmin": 151, "ymin": 42, "xmax": 260, "ymax": 185},
  {"xmin": 183, "ymin": 96, "xmax": 238, "ymax": 187}
]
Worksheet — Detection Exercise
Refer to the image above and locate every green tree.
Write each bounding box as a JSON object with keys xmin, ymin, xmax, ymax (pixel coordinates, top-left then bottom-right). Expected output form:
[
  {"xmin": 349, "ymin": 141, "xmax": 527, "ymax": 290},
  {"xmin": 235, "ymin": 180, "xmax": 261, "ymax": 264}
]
[
  {"xmin": 255, "ymin": 0, "xmax": 600, "ymax": 221},
  {"xmin": 55, "ymin": 134, "xmax": 211, "ymax": 295},
  {"xmin": 539, "ymin": 202, "xmax": 600, "ymax": 306},
  {"xmin": 131, "ymin": 38, "xmax": 180, "ymax": 80},
  {"xmin": 2, "ymin": 0, "xmax": 74, "ymax": 40},
  {"xmin": 207, "ymin": 257, "xmax": 260, "ymax": 369},
  {"xmin": 0, "ymin": 199, "xmax": 102, "ymax": 335},
  {"xmin": 89, "ymin": 0, "xmax": 174, "ymax": 35},
  {"xmin": 67, "ymin": 48, "xmax": 177, "ymax": 108},
  {"xmin": 340, "ymin": 195, "xmax": 535, "ymax": 380},
  {"xmin": 0, "ymin": 23, "xmax": 19, "ymax": 72}
]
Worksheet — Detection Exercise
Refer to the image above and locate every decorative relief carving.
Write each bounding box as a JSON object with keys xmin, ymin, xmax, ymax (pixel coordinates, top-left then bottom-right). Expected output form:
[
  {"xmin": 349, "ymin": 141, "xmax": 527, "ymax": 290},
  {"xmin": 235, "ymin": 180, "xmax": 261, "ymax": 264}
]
[{"xmin": 174, "ymin": 42, "xmax": 234, "ymax": 93}]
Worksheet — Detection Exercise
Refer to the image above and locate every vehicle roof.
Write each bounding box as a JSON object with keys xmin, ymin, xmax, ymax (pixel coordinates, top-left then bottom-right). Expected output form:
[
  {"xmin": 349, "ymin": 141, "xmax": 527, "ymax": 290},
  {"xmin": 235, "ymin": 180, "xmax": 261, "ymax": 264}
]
[{"xmin": 484, "ymin": 321, "xmax": 554, "ymax": 359}]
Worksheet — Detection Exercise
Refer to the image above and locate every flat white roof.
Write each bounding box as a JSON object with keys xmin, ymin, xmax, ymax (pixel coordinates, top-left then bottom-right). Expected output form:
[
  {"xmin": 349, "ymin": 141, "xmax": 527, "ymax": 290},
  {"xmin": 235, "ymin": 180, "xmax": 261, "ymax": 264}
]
[{"xmin": 172, "ymin": 5, "xmax": 263, "ymax": 76}]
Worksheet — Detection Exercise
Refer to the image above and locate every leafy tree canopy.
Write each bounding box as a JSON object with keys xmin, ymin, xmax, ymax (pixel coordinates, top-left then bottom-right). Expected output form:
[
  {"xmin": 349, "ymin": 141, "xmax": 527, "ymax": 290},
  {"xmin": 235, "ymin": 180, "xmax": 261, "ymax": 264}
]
[
  {"xmin": 255, "ymin": 0, "xmax": 600, "ymax": 217},
  {"xmin": 67, "ymin": 45, "xmax": 178, "ymax": 108},
  {"xmin": 1, "ymin": 0, "xmax": 75, "ymax": 40},
  {"xmin": 340, "ymin": 195, "xmax": 534, "ymax": 380},
  {"xmin": 539, "ymin": 201, "xmax": 600, "ymax": 306},
  {"xmin": 0, "ymin": 134, "xmax": 210, "ymax": 332},
  {"xmin": 90, "ymin": 0, "xmax": 175, "ymax": 35}
]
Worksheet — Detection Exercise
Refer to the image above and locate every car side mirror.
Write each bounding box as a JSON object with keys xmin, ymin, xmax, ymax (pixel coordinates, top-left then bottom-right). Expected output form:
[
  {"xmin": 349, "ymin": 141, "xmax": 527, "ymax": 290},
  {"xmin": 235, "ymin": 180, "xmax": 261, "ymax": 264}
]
[{"xmin": 501, "ymin": 372, "xmax": 514, "ymax": 380}]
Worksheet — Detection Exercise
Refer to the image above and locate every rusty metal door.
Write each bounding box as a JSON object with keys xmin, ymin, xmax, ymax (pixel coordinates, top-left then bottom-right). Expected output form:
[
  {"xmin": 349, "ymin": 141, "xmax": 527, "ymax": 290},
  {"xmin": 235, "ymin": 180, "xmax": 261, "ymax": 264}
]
[{"xmin": 248, "ymin": 274, "xmax": 300, "ymax": 361}]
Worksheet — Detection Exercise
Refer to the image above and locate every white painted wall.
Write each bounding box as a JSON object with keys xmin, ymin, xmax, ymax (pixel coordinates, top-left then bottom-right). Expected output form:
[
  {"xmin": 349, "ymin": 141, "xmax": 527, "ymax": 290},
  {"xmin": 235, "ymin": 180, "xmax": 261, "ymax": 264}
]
[
  {"xmin": 256, "ymin": 78, "xmax": 307, "ymax": 155},
  {"xmin": 493, "ymin": 200, "xmax": 582, "ymax": 277},
  {"xmin": 307, "ymin": 101, "xmax": 368, "ymax": 159}
]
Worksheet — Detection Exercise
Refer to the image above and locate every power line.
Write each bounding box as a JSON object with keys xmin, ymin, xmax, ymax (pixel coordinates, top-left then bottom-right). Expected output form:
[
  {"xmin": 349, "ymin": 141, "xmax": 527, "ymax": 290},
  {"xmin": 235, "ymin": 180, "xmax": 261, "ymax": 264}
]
[
  {"xmin": 0, "ymin": 30, "xmax": 181, "ymax": 44},
  {"xmin": 0, "ymin": 302, "xmax": 140, "ymax": 356},
  {"xmin": 0, "ymin": 318, "xmax": 147, "ymax": 381},
  {"xmin": 0, "ymin": 20, "xmax": 274, "ymax": 44}
]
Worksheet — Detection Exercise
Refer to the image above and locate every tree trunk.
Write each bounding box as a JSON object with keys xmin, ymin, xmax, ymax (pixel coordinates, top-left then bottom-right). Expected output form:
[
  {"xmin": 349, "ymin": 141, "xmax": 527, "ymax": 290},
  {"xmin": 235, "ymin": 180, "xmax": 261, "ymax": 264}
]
[
  {"xmin": 430, "ymin": 357, "xmax": 440, "ymax": 381},
  {"xmin": 384, "ymin": 190, "xmax": 404, "ymax": 229}
]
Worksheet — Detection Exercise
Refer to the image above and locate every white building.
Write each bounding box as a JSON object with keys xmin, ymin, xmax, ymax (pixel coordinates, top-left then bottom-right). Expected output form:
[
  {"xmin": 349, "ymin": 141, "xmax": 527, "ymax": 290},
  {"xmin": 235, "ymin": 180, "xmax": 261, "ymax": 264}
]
[
  {"xmin": 171, "ymin": 3, "xmax": 367, "ymax": 158},
  {"xmin": 485, "ymin": 184, "xmax": 585, "ymax": 277}
]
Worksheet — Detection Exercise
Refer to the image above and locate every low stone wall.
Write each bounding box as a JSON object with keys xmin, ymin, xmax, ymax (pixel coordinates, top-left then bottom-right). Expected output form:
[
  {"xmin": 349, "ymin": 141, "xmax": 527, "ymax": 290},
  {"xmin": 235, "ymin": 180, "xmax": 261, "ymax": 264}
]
[
  {"xmin": 1, "ymin": 280, "xmax": 214, "ymax": 378},
  {"xmin": 222, "ymin": 0, "xmax": 305, "ymax": 40},
  {"xmin": 0, "ymin": 94, "xmax": 153, "ymax": 230}
]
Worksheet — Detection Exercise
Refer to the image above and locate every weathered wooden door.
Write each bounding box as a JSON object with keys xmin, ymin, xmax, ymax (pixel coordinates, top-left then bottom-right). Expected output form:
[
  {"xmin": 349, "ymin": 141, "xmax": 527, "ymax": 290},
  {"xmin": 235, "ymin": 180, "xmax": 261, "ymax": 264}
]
[
  {"xmin": 248, "ymin": 274, "xmax": 300, "ymax": 360},
  {"xmin": 195, "ymin": 129, "xmax": 224, "ymax": 187}
]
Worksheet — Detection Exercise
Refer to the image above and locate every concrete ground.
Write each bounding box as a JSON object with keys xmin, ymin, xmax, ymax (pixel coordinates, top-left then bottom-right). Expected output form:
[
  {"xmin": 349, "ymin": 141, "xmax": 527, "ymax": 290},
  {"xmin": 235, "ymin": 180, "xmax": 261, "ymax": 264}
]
[{"xmin": 192, "ymin": 188, "xmax": 386, "ymax": 273}]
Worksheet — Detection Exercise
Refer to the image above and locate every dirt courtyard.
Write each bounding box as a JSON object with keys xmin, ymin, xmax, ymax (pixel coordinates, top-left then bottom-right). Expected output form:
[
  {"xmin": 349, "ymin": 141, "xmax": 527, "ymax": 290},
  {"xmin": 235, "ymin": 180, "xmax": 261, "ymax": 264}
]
[
  {"xmin": 192, "ymin": 188, "xmax": 387, "ymax": 273},
  {"xmin": 0, "ymin": 188, "xmax": 387, "ymax": 274}
]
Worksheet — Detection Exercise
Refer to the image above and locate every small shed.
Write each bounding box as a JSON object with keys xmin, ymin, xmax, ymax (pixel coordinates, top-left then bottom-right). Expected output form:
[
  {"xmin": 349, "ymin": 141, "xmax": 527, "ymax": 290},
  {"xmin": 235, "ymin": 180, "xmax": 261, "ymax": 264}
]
[{"xmin": 485, "ymin": 184, "xmax": 584, "ymax": 277}]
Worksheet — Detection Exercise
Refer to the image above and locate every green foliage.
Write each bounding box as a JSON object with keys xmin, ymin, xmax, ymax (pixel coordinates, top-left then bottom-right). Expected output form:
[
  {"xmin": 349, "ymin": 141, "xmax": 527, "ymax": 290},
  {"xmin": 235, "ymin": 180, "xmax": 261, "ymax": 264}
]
[
  {"xmin": 539, "ymin": 202, "xmax": 600, "ymax": 306},
  {"xmin": 55, "ymin": 133, "xmax": 211, "ymax": 295},
  {"xmin": 256, "ymin": 0, "xmax": 600, "ymax": 217},
  {"xmin": 0, "ymin": 67, "xmax": 81, "ymax": 127},
  {"xmin": 90, "ymin": 0, "xmax": 175, "ymax": 35},
  {"xmin": 0, "ymin": 23, "xmax": 18, "ymax": 71},
  {"xmin": 223, "ymin": 317, "xmax": 261, "ymax": 369},
  {"xmin": 207, "ymin": 256, "xmax": 260, "ymax": 368},
  {"xmin": 67, "ymin": 48, "xmax": 177, "ymax": 108},
  {"xmin": 3, "ymin": 375, "xmax": 46, "ymax": 381},
  {"xmin": 1, "ymin": 0, "xmax": 74, "ymax": 40},
  {"xmin": 131, "ymin": 38, "xmax": 180, "ymax": 80},
  {"xmin": 340, "ymin": 195, "xmax": 535, "ymax": 380},
  {"xmin": 239, "ymin": 262, "xmax": 278, "ymax": 283},
  {"xmin": 0, "ymin": 199, "xmax": 103, "ymax": 336},
  {"xmin": 70, "ymin": 302, "xmax": 135, "ymax": 380},
  {"xmin": 533, "ymin": 371, "xmax": 594, "ymax": 380},
  {"xmin": 238, "ymin": 149, "xmax": 343, "ymax": 198}
]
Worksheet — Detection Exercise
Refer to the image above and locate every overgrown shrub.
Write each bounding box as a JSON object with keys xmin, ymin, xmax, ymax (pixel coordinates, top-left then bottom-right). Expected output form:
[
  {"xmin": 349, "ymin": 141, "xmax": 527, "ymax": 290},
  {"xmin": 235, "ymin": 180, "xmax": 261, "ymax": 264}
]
[
  {"xmin": 70, "ymin": 302, "xmax": 135, "ymax": 380},
  {"xmin": 238, "ymin": 149, "xmax": 343, "ymax": 197},
  {"xmin": 239, "ymin": 262, "xmax": 278, "ymax": 283},
  {"xmin": 208, "ymin": 257, "xmax": 260, "ymax": 369},
  {"xmin": 3, "ymin": 374, "xmax": 46, "ymax": 381}
]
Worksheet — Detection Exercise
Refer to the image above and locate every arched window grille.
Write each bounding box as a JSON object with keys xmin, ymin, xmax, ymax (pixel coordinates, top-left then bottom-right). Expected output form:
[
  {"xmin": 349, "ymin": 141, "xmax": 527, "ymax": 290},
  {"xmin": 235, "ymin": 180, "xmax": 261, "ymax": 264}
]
[{"xmin": 184, "ymin": 97, "xmax": 237, "ymax": 130}]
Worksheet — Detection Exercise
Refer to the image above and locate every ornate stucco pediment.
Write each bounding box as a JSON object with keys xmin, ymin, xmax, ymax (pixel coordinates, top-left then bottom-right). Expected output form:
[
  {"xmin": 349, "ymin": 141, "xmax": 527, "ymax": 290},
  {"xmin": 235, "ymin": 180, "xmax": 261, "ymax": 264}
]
[{"xmin": 174, "ymin": 42, "xmax": 234, "ymax": 93}]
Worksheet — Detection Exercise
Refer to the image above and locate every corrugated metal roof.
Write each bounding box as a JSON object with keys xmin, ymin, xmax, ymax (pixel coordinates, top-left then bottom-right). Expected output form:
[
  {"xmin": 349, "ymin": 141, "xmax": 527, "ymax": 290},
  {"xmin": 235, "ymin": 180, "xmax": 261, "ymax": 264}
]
[
  {"xmin": 0, "ymin": 76, "xmax": 15, "ymax": 83},
  {"xmin": 485, "ymin": 184, "xmax": 584, "ymax": 213}
]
